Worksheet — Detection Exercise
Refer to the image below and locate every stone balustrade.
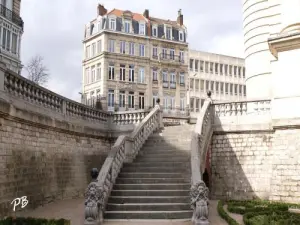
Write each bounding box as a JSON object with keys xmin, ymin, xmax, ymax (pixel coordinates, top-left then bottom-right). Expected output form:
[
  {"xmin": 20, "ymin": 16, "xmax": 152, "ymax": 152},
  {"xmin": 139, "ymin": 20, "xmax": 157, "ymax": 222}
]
[
  {"xmin": 190, "ymin": 97, "xmax": 213, "ymax": 225},
  {"xmin": 113, "ymin": 110, "xmax": 150, "ymax": 125},
  {"xmin": 84, "ymin": 105, "xmax": 163, "ymax": 225}
]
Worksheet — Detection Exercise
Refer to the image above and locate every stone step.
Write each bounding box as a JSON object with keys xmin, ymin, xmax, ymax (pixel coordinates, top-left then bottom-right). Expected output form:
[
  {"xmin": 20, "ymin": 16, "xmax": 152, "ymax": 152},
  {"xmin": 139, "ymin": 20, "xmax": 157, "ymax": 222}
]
[
  {"xmin": 118, "ymin": 172, "xmax": 188, "ymax": 179},
  {"xmin": 113, "ymin": 183, "xmax": 190, "ymax": 190},
  {"xmin": 121, "ymin": 167, "xmax": 190, "ymax": 173},
  {"xmin": 140, "ymin": 149, "xmax": 191, "ymax": 154},
  {"xmin": 134, "ymin": 157, "xmax": 190, "ymax": 162},
  {"xmin": 115, "ymin": 178, "xmax": 190, "ymax": 184},
  {"xmin": 146, "ymin": 138, "xmax": 192, "ymax": 142},
  {"xmin": 123, "ymin": 162, "xmax": 190, "ymax": 168},
  {"xmin": 106, "ymin": 203, "xmax": 191, "ymax": 211},
  {"xmin": 136, "ymin": 154, "xmax": 190, "ymax": 160},
  {"xmin": 138, "ymin": 152, "xmax": 190, "ymax": 158},
  {"xmin": 104, "ymin": 210, "xmax": 193, "ymax": 219},
  {"xmin": 108, "ymin": 196, "xmax": 190, "ymax": 204},
  {"xmin": 143, "ymin": 142, "xmax": 190, "ymax": 147},
  {"xmin": 110, "ymin": 190, "xmax": 190, "ymax": 197}
]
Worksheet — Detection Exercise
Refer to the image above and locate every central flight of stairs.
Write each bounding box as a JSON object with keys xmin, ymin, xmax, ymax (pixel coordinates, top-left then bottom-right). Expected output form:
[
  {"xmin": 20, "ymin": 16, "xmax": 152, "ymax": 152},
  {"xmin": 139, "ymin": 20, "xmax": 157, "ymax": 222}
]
[{"xmin": 104, "ymin": 124, "xmax": 195, "ymax": 220}]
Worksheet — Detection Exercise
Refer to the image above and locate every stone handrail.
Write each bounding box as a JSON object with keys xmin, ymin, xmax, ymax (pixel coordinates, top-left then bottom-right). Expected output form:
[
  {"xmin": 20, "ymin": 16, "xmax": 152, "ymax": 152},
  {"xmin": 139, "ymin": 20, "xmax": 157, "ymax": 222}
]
[
  {"xmin": 213, "ymin": 99, "xmax": 271, "ymax": 117},
  {"xmin": 190, "ymin": 97, "xmax": 213, "ymax": 225},
  {"xmin": 83, "ymin": 104, "xmax": 163, "ymax": 225},
  {"xmin": 2, "ymin": 69, "xmax": 150, "ymax": 125}
]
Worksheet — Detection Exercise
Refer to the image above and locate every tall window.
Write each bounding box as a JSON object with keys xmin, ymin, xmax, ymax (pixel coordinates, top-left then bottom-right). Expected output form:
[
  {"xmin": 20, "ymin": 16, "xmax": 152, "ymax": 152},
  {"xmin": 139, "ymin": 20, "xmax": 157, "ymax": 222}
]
[
  {"xmin": 166, "ymin": 27, "xmax": 171, "ymax": 39},
  {"xmin": 139, "ymin": 68, "xmax": 145, "ymax": 83},
  {"xmin": 153, "ymin": 46, "xmax": 158, "ymax": 57},
  {"xmin": 215, "ymin": 63, "xmax": 219, "ymax": 74},
  {"xmin": 139, "ymin": 44, "xmax": 145, "ymax": 57},
  {"xmin": 163, "ymin": 72, "xmax": 168, "ymax": 82},
  {"xmin": 205, "ymin": 62, "xmax": 209, "ymax": 73},
  {"xmin": 119, "ymin": 91, "xmax": 126, "ymax": 108},
  {"xmin": 108, "ymin": 90, "xmax": 115, "ymax": 108},
  {"xmin": 97, "ymin": 40, "xmax": 102, "ymax": 54},
  {"xmin": 139, "ymin": 23, "xmax": 145, "ymax": 35},
  {"xmin": 170, "ymin": 73, "xmax": 175, "ymax": 83},
  {"xmin": 124, "ymin": 20, "xmax": 131, "ymax": 33},
  {"xmin": 229, "ymin": 65, "xmax": 232, "ymax": 75},
  {"xmin": 220, "ymin": 64, "xmax": 223, "ymax": 74},
  {"xmin": 179, "ymin": 31, "xmax": 184, "ymax": 41},
  {"xmin": 163, "ymin": 96, "xmax": 168, "ymax": 110},
  {"xmin": 86, "ymin": 45, "xmax": 90, "ymax": 58},
  {"xmin": 91, "ymin": 66, "xmax": 96, "ymax": 83},
  {"xmin": 139, "ymin": 93, "xmax": 145, "ymax": 109},
  {"xmin": 180, "ymin": 73, "xmax": 184, "ymax": 84},
  {"xmin": 92, "ymin": 43, "xmax": 96, "ymax": 57},
  {"xmin": 234, "ymin": 84, "xmax": 238, "ymax": 95},
  {"xmin": 234, "ymin": 66, "xmax": 237, "ymax": 77},
  {"xmin": 109, "ymin": 18, "xmax": 116, "ymax": 30},
  {"xmin": 200, "ymin": 61, "xmax": 204, "ymax": 72},
  {"xmin": 152, "ymin": 26, "xmax": 157, "ymax": 37},
  {"xmin": 6, "ymin": 29, "xmax": 10, "ymax": 51},
  {"xmin": 108, "ymin": 39, "xmax": 115, "ymax": 52},
  {"xmin": 179, "ymin": 51, "xmax": 184, "ymax": 62},
  {"xmin": 200, "ymin": 80, "xmax": 204, "ymax": 91},
  {"xmin": 162, "ymin": 48, "xmax": 167, "ymax": 59},
  {"xmin": 180, "ymin": 98, "xmax": 185, "ymax": 111},
  {"xmin": 11, "ymin": 33, "xmax": 17, "ymax": 54},
  {"xmin": 129, "ymin": 65, "xmax": 134, "ymax": 82},
  {"xmin": 120, "ymin": 64, "xmax": 125, "ymax": 81},
  {"xmin": 170, "ymin": 97, "xmax": 175, "ymax": 110},
  {"xmin": 153, "ymin": 69, "xmax": 158, "ymax": 81},
  {"xmin": 210, "ymin": 62, "xmax": 213, "ymax": 73},
  {"xmin": 170, "ymin": 49, "xmax": 175, "ymax": 60},
  {"xmin": 128, "ymin": 92, "xmax": 135, "ymax": 109},
  {"xmin": 129, "ymin": 42, "xmax": 134, "ymax": 55},
  {"xmin": 225, "ymin": 65, "xmax": 228, "ymax": 75},
  {"xmin": 120, "ymin": 41, "xmax": 126, "ymax": 54},
  {"xmin": 96, "ymin": 63, "xmax": 101, "ymax": 80},
  {"xmin": 108, "ymin": 64, "xmax": 114, "ymax": 80},
  {"xmin": 225, "ymin": 83, "xmax": 229, "ymax": 94},
  {"xmin": 85, "ymin": 67, "xmax": 90, "ymax": 84},
  {"xmin": 220, "ymin": 82, "xmax": 224, "ymax": 94},
  {"xmin": 195, "ymin": 60, "xmax": 199, "ymax": 71}
]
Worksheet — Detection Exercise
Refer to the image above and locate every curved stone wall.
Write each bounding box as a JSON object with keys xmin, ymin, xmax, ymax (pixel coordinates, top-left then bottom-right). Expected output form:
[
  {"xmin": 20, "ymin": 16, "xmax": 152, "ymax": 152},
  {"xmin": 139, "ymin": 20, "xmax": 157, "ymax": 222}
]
[{"xmin": 242, "ymin": 0, "xmax": 281, "ymax": 99}]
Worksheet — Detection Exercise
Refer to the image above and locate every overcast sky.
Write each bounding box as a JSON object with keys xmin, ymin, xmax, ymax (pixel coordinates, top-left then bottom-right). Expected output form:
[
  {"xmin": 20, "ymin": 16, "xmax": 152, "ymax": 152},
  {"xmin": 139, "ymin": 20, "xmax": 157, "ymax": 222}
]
[{"xmin": 20, "ymin": 0, "xmax": 244, "ymax": 102}]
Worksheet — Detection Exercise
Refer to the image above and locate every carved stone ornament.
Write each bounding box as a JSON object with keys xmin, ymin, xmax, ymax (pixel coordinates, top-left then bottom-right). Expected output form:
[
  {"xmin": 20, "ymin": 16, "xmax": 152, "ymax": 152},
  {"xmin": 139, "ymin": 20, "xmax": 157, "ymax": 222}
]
[
  {"xmin": 191, "ymin": 181, "xmax": 210, "ymax": 225},
  {"xmin": 84, "ymin": 181, "xmax": 104, "ymax": 224}
]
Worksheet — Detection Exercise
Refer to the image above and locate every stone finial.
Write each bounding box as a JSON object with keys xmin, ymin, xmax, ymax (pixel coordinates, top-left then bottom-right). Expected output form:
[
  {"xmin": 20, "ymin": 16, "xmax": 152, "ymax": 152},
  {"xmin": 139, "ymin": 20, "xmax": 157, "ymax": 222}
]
[
  {"xmin": 91, "ymin": 168, "xmax": 99, "ymax": 180},
  {"xmin": 156, "ymin": 98, "xmax": 160, "ymax": 104},
  {"xmin": 207, "ymin": 91, "xmax": 212, "ymax": 98}
]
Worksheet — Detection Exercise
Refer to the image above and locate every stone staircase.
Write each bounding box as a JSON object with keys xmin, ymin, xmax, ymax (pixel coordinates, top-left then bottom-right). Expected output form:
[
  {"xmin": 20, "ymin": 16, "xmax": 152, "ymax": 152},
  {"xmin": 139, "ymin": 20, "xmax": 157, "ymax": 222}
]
[{"xmin": 104, "ymin": 124, "xmax": 194, "ymax": 220}]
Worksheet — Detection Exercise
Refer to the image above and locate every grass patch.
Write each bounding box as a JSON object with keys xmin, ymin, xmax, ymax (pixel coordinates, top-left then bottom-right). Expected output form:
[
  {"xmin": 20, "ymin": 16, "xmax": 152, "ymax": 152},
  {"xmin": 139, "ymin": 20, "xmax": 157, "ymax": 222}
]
[{"xmin": 0, "ymin": 217, "xmax": 70, "ymax": 225}]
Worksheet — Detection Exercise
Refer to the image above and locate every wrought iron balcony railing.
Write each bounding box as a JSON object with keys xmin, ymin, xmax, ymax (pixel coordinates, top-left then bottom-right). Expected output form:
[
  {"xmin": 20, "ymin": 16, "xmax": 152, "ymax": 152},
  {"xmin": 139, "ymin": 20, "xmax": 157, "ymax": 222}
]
[
  {"xmin": 159, "ymin": 53, "xmax": 184, "ymax": 63},
  {"xmin": 0, "ymin": 4, "xmax": 23, "ymax": 29}
]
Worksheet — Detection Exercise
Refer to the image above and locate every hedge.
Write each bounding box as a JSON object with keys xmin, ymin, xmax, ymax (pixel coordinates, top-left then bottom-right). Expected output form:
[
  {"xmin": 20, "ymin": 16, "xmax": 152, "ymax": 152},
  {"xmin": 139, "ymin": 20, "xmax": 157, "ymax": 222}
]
[
  {"xmin": 0, "ymin": 217, "xmax": 70, "ymax": 225},
  {"xmin": 217, "ymin": 200, "xmax": 240, "ymax": 225}
]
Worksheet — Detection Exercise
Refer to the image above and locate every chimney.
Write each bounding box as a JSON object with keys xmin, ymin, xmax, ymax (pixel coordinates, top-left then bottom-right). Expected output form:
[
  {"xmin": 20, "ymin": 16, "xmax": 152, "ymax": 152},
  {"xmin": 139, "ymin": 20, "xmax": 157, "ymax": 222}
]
[
  {"xmin": 177, "ymin": 9, "xmax": 183, "ymax": 26},
  {"xmin": 143, "ymin": 9, "xmax": 149, "ymax": 19},
  {"xmin": 97, "ymin": 4, "xmax": 107, "ymax": 16}
]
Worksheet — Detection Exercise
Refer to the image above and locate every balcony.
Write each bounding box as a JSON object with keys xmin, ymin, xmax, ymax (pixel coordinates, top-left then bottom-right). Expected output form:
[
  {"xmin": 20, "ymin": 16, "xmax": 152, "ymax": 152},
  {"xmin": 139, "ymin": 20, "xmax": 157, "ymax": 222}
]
[
  {"xmin": 163, "ymin": 81, "xmax": 168, "ymax": 88},
  {"xmin": 0, "ymin": 4, "xmax": 23, "ymax": 29},
  {"xmin": 170, "ymin": 82, "xmax": 176, "ymax": 89},
  {"xmin": 159, "ymin": 53, "xmax": 184, "ymax": 64}
]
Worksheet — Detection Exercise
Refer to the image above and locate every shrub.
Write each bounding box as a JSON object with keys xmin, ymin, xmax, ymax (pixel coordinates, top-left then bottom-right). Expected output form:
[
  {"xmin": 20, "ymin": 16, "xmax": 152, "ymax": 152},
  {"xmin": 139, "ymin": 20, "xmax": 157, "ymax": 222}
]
[
  {"xmin": 0, "ymin": 217, "xmax": 70, "ymax": 225},
  {"xmin": 217, "ymin": 200, "xmax": 240, "ymax": 225}
]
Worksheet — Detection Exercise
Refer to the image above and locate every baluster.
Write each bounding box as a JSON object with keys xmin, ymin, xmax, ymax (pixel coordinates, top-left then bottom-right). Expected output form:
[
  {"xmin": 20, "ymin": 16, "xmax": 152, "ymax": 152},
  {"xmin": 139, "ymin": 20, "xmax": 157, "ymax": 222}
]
[{"xmin": 241, "ymin": 102, "xmax": 247, "ymax": 115}]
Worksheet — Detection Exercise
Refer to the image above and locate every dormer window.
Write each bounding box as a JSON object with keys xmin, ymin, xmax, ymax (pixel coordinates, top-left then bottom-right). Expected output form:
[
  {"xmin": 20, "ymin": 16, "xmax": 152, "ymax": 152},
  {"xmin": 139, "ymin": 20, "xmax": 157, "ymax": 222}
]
[
  {"xmin": 109, "ymin": 18, "xmax": 116, "ymax": 30},
  {"xmin": 166, "ymin": 27, "xmax": 172, "ymax": 40},
  {"xmin": 152, "ymin": 25, "xmax": 157, "ymax": 37},
  {"xmin": 139, "ymin": 22, "xmax": 145, "ymax": 35},
  {"xmin": 124, "ymin": 20, "xmax": 131, "ymax": 33},
  {"xmin": 179, "ymin": 30, "xmax": 184, "ymax": 41}
]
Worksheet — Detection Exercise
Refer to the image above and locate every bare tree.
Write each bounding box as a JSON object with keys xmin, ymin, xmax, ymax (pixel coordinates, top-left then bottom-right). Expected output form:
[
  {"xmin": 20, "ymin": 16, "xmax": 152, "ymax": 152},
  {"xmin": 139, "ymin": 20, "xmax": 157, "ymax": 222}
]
[{"xmin": 25, "ymin": 55, "xmax": 49, "ymax": 86}]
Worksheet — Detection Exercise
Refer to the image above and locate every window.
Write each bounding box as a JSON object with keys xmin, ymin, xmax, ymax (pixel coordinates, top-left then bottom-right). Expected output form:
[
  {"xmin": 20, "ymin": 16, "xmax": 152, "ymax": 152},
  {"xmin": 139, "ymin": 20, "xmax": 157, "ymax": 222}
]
[
  {"xmin": 163, "ymin": 72, "xmax": 168, "ymax": 82},
  {"xmin": 128, "ymin": 92, "xmax": 135, "ymax": 109},
  {"xmin": 86, "ymin": 45, "xmax": 90, "ymax": 58},
  {"xmin": 220, "ymin": 82, "xmax": 224, "ymax": 94},
  {"xmin": 244, "ymin": 85, "xmax": 246, "ymax": 96},
  {"xmin": 206, "ymin": 81, "xmax": 209, "ymax": 91},
  {"xmin": 234, "ymin": 66, "xmax": 237, "ymax": 77},
  {"xmin": 179, "ymin": 31, "xmax": 184, "ymax": 41},
  {"xmin": 196, "ymin": 99, "xmax": 200, "ymax": 111},
  {"xmin": 124, "ymin": 20, "xmax": 131, "ymax": 33},
  {"xmin": 163, "ymin": 96, "xmax": 168, "ymax": 110},
  {"xmin": 139, "ymin": 44, "xmax": 145, "ymax": 57},
  {"xmin": 108, "ymin": 39, "xmax": 115, "ymax": 52},
  {"xmin": 179, "ymin": 51, "xmax": 184, "ymax": 62},
  {"xmin": 220, "ymin": 64, "xmax": 223, "ymax": 74},
  {"xmin": 170, "ymin": 73, "xmax": 176, "ymax": 83},
  {"xmin": 180, "ymin": 98, "xmax": 185, "ymax": 111},
  {"xmin": 210, "ymin": 81, "xmax": 214, "ymax": 92},
  {"xmin": 170, "ymin": 97, "xmax": 175, "ymax": 110},
  {"xmin": 85, "ymin": 67, "xmax": 90, "ymax": 84},
  {"xmin": 190, "ymin": 98, "xmax": 194, "ymax": 111},
  {"xmin": 129, "ymin": 65, "xmax": 134, "ymax": 82},
  {"xmin": 200, "ymin": 61, "xmax": 204, "ymax": 72},
  {"xmin": 229, "ymin": 65, "xmax": 232, "ymax": 75},
  {"xmin": 139, "ymin": 93, "xmax": 145, "ymax": 109},
  {"xmin": 139, "ymin": 68, "xmax": 145, "ymax": 83},
  {"xmin": 152, "ymin": 26, "xmax": 157, "ymax": 37},
  {"xmin": 225, "ymin": 83, "xmax": 229, "ymax": 94},
  {"xmin": 200, "ymin": 80, "xmax": 204, "ymax": 91},
  {"xmin": 119, "ymin": 91, "xmax": 126, "ymax": 108},
  {"xmin": 195, "ymin": 79, "xmax": 199, "ymax": 91},
  {"xmin": 162, "ymin": 48, "xmax": 167, "ymax": 59},
  {"xmin": 153, "ymin": 94, "xmax": 158, "ymax": 107},
  {"xmin": 91, "ymin": 66, "xmax": 96, "ymax": 83},
  {"xmin": 190, "ymin": 59, "xmax": 194, "ymax": 70},
  {"xmin": 139, "ymin": 23, "xmax": 145, "ymax": 35},
  {"xmin": 195, "ymin": 60, "xmax": 199, "ymax": 71},
  {"xmin": 234, "ymin": 84, "xmax": 238, "ymax": 95},
  {"xmin": 190, "ymin": 78, "xmax": 194, "ymax": 90},
  {"xmin": 230, "ymin": 84, "xmax": 233, "ymax": 95},
  {"xmin": 129, "ymin": 42, "xmax": 134, "ymax": 55},
  {"xmin": 96, "ymin": 64, "xmax": 101, "ymax": 80},
  {"xmin": 170, "ymin": 49, "xmax": 175, "ymax": 60},
  {"xmin": 180, "ymin": 73, "xmax": 184, "ymax": 84},
  {"xmin": 239, "ymin": 85, "xmax": 242, "ymax": 95},
  {"xmin": 97, "ymin": 40, "xmax": 102, "ymax": 54},
  {"xmin": 92, "ymin": 43, "xmax": 96, "ymax": 57},
  {"xmin": 6, "ymin": 29, "xmax": 10, "ymax": 51},
  {"xmin": 216, "ymin": 82, "xmax": 219, "ymax": 92},
  {"xmin": 243, "ymin": 67, "xmax": 246, "ymax": 78},
  {"xmin": 120, "ymin": 64, "xmax": 125, "ymax": 81},
  {"xmin": 210, "ymin": 62, "xmax": 213, "ymax": 73},
  {"xmin": 108, "ymin": 90, "xmax": 115, "ymax": 107},
  {"xmin": 108, "ymin": 64, "xmax": 114, "ymax": 80},
  {"xmin": 11, "ymin": 33, "xmax": 17, "ymax": 54},
  {"xmin": 238, "ymin": 67, "xmax": 241, "ymax": 78},
  {"xmin": 109, "ymin": 18, "xmax": 116, "ymax": 30},
  {"xmin": 153, "ymin": 69, "xmax": 158, "ymax": 81},
  {"xmin": 205, "ymin": 62, "xmax": 209, "ymax": 73},
  {"xmin": 225, "ymin": 65, "xmax": 228, "ymax": 75},
  {"xmin": 215, "ymin": 63, "xmax": 219, "ymax": 74},
  {"xmin": 153, "ymin": 46, "xmax": 158, "ymax": 58},
  {"xmin": 166, "ymin": 27, "xmax": 171, "ymax": 40},
  {"xmin": 120, "ymin": 41, "xmax": 126, "ymax": 54}
]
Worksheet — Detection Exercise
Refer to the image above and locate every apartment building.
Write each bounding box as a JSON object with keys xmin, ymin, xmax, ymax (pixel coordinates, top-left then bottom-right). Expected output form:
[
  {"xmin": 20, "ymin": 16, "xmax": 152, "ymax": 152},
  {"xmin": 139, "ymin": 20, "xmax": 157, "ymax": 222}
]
[
  {"xmin": 82, "ymin": 4, "xmax": 189, "ymax": 113},
  {"xmin": 188, "ymin": 50, "xmax": 246, "ymax": 113},
  {"xmin": 0, "ymin": 0, "xmax": 23, "ymax": 74}
]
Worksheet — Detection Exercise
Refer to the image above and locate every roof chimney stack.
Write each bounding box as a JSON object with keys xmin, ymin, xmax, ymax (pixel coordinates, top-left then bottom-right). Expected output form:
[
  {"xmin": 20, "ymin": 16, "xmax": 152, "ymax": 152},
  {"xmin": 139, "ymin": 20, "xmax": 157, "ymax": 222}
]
[
  {"xmin": 177, "ymin": 9, "xmax": 183, "ymax": 26},
  {"xmin": 143, "ymin": 9, "xmax": 149, "ymax": 19},
  {"xmin": 98, "ymin": 4, "xmax": 107, "ymax": 16}
]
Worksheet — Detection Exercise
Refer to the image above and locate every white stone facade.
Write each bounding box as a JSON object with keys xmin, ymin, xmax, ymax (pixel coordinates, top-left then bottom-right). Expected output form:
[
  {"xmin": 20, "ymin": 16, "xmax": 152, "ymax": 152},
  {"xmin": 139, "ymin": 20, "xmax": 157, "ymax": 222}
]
[{"xmin": 188, "ymin": 50, "xmax": 246, "ymax": 114}]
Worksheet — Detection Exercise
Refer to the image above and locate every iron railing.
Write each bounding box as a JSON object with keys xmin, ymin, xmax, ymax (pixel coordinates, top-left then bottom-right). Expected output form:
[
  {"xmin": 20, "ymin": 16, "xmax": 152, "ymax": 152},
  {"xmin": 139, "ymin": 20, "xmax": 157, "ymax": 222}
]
[{"xmin": 0, "ymin": 4, "xmax": 23, "ymax": 29}]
